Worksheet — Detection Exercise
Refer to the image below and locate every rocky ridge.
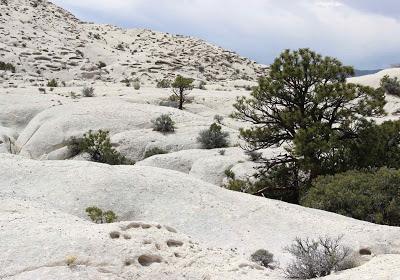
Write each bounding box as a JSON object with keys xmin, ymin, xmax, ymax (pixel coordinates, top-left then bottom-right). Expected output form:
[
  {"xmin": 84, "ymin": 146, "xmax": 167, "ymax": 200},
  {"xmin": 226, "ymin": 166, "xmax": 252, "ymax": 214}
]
[{"xmin": 0, "ymin": 0, "xmax": 268, "ymax": 87}]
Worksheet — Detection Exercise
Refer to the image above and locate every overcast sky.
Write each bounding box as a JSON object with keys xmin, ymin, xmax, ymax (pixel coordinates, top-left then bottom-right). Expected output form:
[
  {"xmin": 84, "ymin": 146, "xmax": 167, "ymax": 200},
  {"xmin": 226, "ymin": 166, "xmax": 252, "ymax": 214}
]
[{"xmin": 52, "ymin": 0, "xmax": 400, "ymax": 69}]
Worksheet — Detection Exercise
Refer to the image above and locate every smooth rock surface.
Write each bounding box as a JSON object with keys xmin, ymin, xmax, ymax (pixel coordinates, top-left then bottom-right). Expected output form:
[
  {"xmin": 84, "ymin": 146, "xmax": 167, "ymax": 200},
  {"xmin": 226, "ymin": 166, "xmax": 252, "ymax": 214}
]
[{"xmin": 1, "ymin": 154, "xmax": 400, "ymax": 267}]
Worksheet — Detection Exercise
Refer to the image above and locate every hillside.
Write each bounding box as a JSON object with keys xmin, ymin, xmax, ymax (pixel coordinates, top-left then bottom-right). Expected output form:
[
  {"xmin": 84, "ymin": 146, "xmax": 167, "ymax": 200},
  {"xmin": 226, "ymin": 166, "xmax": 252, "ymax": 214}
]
[
  {"xmin": 0, "ymin": 0, "xmax": 268, "ymax": 87},
  {"xmin": 1, "ymin": 1, "xmax": 400, "ymax": 280}
]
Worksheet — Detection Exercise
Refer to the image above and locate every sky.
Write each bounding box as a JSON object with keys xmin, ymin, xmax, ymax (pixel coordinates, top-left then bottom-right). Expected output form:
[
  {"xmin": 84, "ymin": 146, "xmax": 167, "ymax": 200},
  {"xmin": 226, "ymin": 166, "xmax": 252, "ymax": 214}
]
[{"xmin": 52, "ymin": 0, "xmax": 400, "ymax": 69}]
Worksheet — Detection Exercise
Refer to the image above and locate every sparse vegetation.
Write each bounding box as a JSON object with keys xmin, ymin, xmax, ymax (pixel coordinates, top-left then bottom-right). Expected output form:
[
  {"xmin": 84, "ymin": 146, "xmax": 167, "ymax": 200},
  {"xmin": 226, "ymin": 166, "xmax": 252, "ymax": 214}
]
[
  {"xmin": 156, "ymin": 79, "xmax": 171, "ymax": 88},
  {"xmin": 47, "ymin": 79, "xmax": 58, "ymax": 87},
  {"xmin": 380, "ymin": 75, "xmax": 400, "ymax": 96},
  {"xmin": 97, "ymin": 61, "xmax": 107, "ymax": 69},
  {"xmin": 197, "ymin": 123, "xmax": 229, "ymax": 149},
  {"xmin": 213, "ymin": 114, "xmax": 224, "ymax": 124},
  {"xmin": 121, "ymin": 78, "xmax": 131, "ymax": 87},
  {"xmin": 0, "ymin": 61, "xmax": 16, "ymax": 73},
  {"xmin": 82, "ymin": 86, "xmax": 95, "ymax": 97},
  {"xmin": 65, "ymin": 255, "xmax": 77, "ymax": 267},
  {"xmin": 144, "ymin": 147, "xmax": 168, "ymax": 158},
  {"xmin": 70, "ymin": 91, "xmax": 78, "ymax": 99},
  {"xmin": 116, "ymin": 43, "xmax": 125, "ymax": 51},
  {"xmin": 226, "ymin": 179, "xmax": 253, "ymax": 193},
  {"xmin": 172, "ymin": 75, "xmax": 194, "ymax": 110},
  {"xmin": 69, "ymin": 130, "xmax": 132, "ymax": 165},
  {"xmin": 85, "ymin": 206, "xmax": 118, "ymax": 223},
  {"xmin": 224, "ymin": 168, "xmax": 235, "ymax": 179},
  {"xmin": 285, "ymin": 236, "xmax": 355, "ymax": 279},
  {"xmin": 133, "ymin": 80, "xmax": 140, "ymax": 90},
  {"xmin": 250, "ymin": 249, "xmax": 274, "ymax": 269},
  {"xmin": 246, "ymin": 150, "xmax": 262, "ymax": 162},
  {"xmin": 152, "ymin": 114, "xmax": 175, "ymax": 133}
]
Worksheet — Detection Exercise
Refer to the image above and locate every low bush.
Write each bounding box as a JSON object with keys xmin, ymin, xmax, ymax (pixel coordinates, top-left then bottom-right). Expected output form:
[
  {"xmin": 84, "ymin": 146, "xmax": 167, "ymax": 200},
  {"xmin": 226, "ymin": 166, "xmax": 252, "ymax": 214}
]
[
  {"xmin": 156, "ymin": 79, "xmax": 171, "ymax": 88},
  {"xmin": 214, "ymin": 114, "xmax": 224, "ymax": 124},
  {"xmin": 133, "ymin": 81, "xmax": 140, "ymax": 90},
  {"xmin": 86, "ymin": 206, "xmax": 117, "ymax": 223},
  {"xmin": 197, "ymin": 123, "xmax": 229, "ymax": 149},
  {"xmin": 116, "ymin": 43, "xmax": 125, "ymax": 51},
  {"xmin": 152, "ymin": 114, "xmax": 175, "ymax": 133},
  {"xmin": 301, "ymin": 168, "xmax": 400, "ymax": 226},
  {"xmin": 97, "ymin": 61, "xmax": 107, "ymax": 68},
  {"xmin": 226, "ymin": 178, "xmax": 254, "ymax": 193},
  {"xmin": 82, "ymin": 86, "xmax": 95, "ymax": 97},
  {"xmin": 47, "ymin": 79, "xmax": 58, "ymax": 87},
  {"xmin": 144, "ymin": 147, "xmax": 168, "ymax": 159},
  {"xmin": 285, "ymin": 236, "xmax": 355, "ymax": 279},
  {"xmin": 121, "ymin": 78, "xmax": 131, "ymax": 87},
  {"xmin": 0, "ymin": 61, "xmax": 15, "ymax": 73},
  {"xmin": 250, "ymin": 249, "xmax": 274, "ymax": 269},
  {"xmin": 224, "ymin": 168, "xmax": 235, "ymax": 180},
  {"xmin": 246, "ymin": 150, "xmax": 262, "ymax": 162},
  {"xmin": 70, "ymin": 130, "xmax": 132, "ymax": 165},
  {"xmin": 65, "ymin": 255, "xmax": 77, "ymax": 267},
  {"xmin": 380, "ymin": 75, "xmax": 400, "ymax": 96}
]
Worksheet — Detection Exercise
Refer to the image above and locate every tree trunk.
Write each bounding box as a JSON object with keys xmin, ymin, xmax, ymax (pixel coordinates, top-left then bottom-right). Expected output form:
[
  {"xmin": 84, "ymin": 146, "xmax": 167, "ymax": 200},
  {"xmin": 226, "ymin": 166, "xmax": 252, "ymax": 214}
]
[{"xmin": 179, "ymin": 90, "xmax": 184, "ymax": 110}]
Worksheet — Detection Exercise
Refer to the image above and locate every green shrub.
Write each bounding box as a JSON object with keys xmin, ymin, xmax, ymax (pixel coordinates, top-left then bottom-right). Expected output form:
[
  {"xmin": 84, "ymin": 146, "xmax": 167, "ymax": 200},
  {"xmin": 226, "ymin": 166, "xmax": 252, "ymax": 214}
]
[
  {"xmin": 144, "ymin": 147, "xmax": 168, "ymax": 159},
  {"xmin": 116, "ymin": 43, "xmax": 125, "ymax": 51},
  {"xmin": 250, "ymin": 249, "xmax": 274, "ymax": 269},
  {"xmin": 0, "ymin": 61, "xmax": 16, "ymax": 73},
  {"xmin": 224, "ymin": 168, "xmax": 235, "ymax": 179},
  {"xmin": 285, "ymin": 236, "xmax": 354, "ymax": 279},
  {"xmin": 86, "ymin": 206, "xmax": 117, "ymax": 223},
  {"xmin": 133, "ymin": 81, "xmax": 140, "ymax": 90},
  {"xmin": 72, "ymin": 130, "xmax": 132, "ymax": 165},
  {"xmin": 121, "ymin": 78, "xmax": 131, "ymax": 87},
  {"xmin": 82, "ymin": 86, "xmax": 95, "ymax": 97},
  {"xmin": 213, "ymin": 114, "xmax": 224, "ymax": 124},
  {"xmin": 68, "ymin": 136, "xmax": 82, "ymax": 157},
  {"xmin": 97, "ymin": 61, "xmax": 106, "ymax": 68},
  {"xmin": 103, "ymin": 210, "xmax": 118, "ymax": 223},
  {"xmin": 152, "ymin": 114, "xmax": 175, "ymax": 133},
  {"xmin": 246, "ymin": 150, "xmax": 262, "ymax": 162},
  {"xmin": 197, "ymin": 123, "xmax": 229, "ymax": 149},
  {"xmin": 156, "ymin": 79, "xmax": 171, "ymax": 88},
  {"xmin": 380, "ymin": 75, "xmax": 400, "ymax": 96},
  {"xmin": 343, "ymin": 120, "xmax": 400, "ymax": 170},
  {"xmin": 47, "ymin": 79, "xmax": 58, "ymax": 87},
  {"xmin": 226, "ymin": 179, "xmax": 255, "ymax": 193},
  {"xmin": 302, "ymin": 168, "xmax": 400, "ymax": 226}
]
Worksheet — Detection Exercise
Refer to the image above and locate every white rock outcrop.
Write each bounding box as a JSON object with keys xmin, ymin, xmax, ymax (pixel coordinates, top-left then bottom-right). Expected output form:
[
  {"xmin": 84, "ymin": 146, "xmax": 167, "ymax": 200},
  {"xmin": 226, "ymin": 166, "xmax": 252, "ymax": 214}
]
[
  {"xmin": 1, "ymin": 154, "xmax": 399, "ymax": 268},
  {"xmin": 13, "ymin": 98, "xmax": 229, "ymax": 160},
  {"xmin": 0, "ymin": 198, "xmax": 276, "ymax": 280}
]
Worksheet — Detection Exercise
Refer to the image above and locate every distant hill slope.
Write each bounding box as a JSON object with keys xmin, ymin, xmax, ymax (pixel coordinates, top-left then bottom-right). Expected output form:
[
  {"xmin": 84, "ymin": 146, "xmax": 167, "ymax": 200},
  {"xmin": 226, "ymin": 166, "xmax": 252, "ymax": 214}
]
[
  {"xmin": 349, "ymin": 68, "xmax": 400, "ymax": 88},
  {"xmin": 0, "ymin": 0, "xmax": 268, "ymax": 87},
  {"xmin": 354, "ymin": 69, "xmax": 383, "ymax": 77}
]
